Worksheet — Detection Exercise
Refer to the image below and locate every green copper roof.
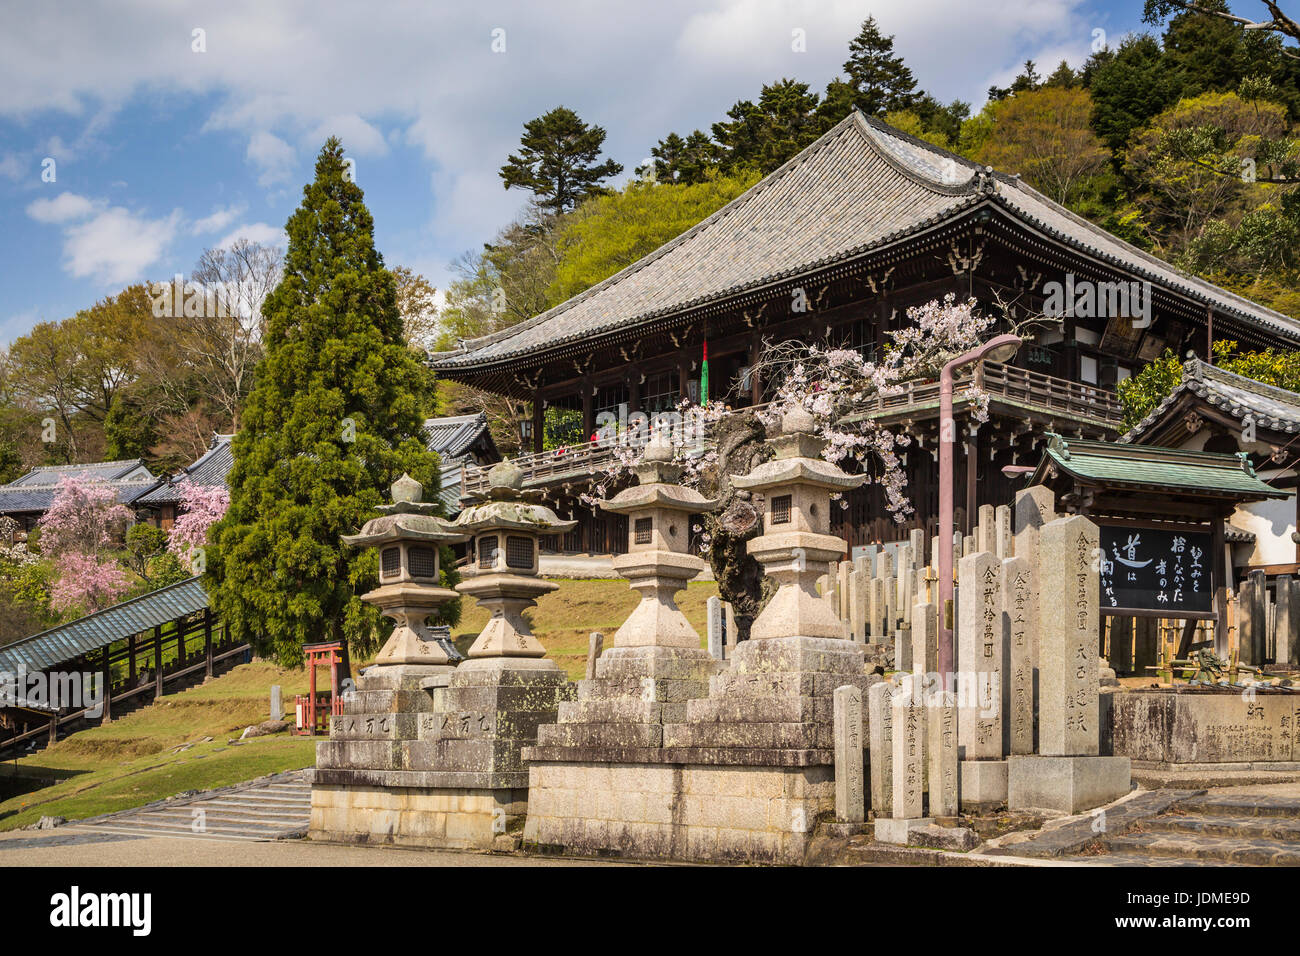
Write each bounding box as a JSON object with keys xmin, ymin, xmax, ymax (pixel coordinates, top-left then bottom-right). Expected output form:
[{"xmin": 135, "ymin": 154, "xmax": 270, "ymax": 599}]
[{"xmin": 1030, "ymin": 433, "xmax": 1287, "ymax": 500}]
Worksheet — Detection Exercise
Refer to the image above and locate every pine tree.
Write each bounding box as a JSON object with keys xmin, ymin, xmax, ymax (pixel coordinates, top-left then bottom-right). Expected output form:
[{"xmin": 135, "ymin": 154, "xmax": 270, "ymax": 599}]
[
  {"xmin": 499, "ymin": 107, "xmax": 623, "ymax": 214},
  {"xmin": 207, "ymin": 138, "xmax": 443, "ymax": 667},
  {"xmin": 713, "ymin": 79, "xmax": 822, "ymax": 174},
  {"xmin": 842, "ymin": 16, "xmax": 918, "ymax": 115}
]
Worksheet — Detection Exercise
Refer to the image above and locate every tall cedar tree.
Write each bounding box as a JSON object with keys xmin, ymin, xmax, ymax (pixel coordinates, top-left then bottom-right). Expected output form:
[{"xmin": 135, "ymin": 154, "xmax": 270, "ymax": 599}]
[
  {"xmin": 207, "ymin": 138, "xmax": 440, "ymax": 667},
  {"xmin": 499, "ymin": 107, "xmax": 623, "ymax": 215},
  {"xmin": 842, "ymin": 15, "xmax": 918, "ymax": 115}
]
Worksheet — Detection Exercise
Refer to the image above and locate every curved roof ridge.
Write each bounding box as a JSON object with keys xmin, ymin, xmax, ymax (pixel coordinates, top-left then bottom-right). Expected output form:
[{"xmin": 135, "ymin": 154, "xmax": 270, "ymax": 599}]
[{"xmin": 852, "ymin": 112, "xmax": 983, "ymax": 196}]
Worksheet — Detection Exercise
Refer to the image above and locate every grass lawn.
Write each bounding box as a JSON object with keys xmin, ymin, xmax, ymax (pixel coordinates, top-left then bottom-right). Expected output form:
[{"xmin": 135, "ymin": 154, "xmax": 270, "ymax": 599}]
[{"xmin": 0, "ymin": 576, "xmax": 720, "ymax": 828}]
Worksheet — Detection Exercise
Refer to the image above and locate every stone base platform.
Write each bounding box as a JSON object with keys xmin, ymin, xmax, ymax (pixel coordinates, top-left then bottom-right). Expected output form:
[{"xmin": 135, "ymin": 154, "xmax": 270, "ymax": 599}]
[
  {"xmin": 874, "ymin": 816, "xmax": 932, "ymax": 845},
  {"xmin": 310, "ymin": 774, "xmax": 526, "ymax": 849},
  {"xmin": 959, "ymin": 759, "xmax": 1008, "ymax": 811},
  {"xmin": 1006, "ymin": 754, "xmax": 1131, "ymax": 814},
  {"xmin": 521, "ymin": 755, "xmax": 833, "ymax": 864}
]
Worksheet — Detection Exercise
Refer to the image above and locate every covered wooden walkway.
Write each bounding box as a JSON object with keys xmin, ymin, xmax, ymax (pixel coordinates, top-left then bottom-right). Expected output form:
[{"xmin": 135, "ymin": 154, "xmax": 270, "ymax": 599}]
[{"xmin": 0, "ymin": 578, "xmax": 247, "ymax": 753}]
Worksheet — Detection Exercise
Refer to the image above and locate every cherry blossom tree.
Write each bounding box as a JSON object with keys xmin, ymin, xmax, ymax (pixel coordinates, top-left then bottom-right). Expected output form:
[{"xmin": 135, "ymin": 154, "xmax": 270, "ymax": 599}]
[
  {"xmin": 168, "ymin": 484, "xmax": 230, "ymax": 571},
  {"xmin": 37, "ymin": 475, "xmax": 133, "ymax": 615},
  {"xmin": 582, "ymin": 295, "xmax": 1022, "ymax": 638}
]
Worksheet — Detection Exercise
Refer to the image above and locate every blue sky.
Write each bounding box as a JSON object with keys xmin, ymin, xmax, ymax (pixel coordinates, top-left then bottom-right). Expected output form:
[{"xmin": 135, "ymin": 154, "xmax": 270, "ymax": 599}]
[{"xmin": 0, "ymin": 0, "xmax": 1154, "ymax": 346}]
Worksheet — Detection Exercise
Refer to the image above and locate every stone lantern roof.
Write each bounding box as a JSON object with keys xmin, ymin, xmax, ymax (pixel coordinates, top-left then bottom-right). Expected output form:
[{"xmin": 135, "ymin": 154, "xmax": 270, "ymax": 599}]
[
  {"xmin": 601, "ymin": 438, "xmax": 719, "ymax": 515},
  {"xmin": 342, "ymin": 474, "xmax": 467, "ymax": 548},
  {"xmin": 453, "ymin": 460, "xmax": 576, "ymax": 534},
  {"xmin": 731, "ymin": 407, "xmax": 866, "ymax": 494}
]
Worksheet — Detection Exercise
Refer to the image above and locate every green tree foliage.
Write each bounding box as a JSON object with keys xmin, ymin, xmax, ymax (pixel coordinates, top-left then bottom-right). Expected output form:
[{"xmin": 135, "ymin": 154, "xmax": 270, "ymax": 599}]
[
  {"xmin": 972, "ymin": 87, "xmax": 1114, "ymax": 210},
  {"xmin": 547, "ymin": 172, "xmax": 760, "ymax": 303},
  {"xmin": 500, "ymin": 107, "xmax": 623, "ymax": 215},
  {"xmin": 841, "ymin": 15, "xmax": 919, "ymax": 115},
  {"xmin": 713, "ymin": 79, "xmax": 823, "ymax": 174},
  {"xmin": 643, "ymin": 131, "xmax": 723, "ymax": 184},
  {"xmin": 1124, "ymin": 91, "xmax": 1291, "ymax": 251},
  {"xmin": 207, "ymin": 138, "xmax": 446, "ymax": 667},
  {"xmin": 1087, "ymin": 34, "xmax": 1185, "ymax": 152}
]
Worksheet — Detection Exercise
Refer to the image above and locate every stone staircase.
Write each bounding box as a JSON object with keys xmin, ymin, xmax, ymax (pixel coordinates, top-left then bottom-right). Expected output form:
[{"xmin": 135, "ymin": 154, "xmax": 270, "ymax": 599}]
[
  {"xmin": 71, "ymin": 770, "xmax": 312, "ymax": 843},
  {"xmin": 1078, "ymin": 792, "xmax": 1300, "ymax": 866}
]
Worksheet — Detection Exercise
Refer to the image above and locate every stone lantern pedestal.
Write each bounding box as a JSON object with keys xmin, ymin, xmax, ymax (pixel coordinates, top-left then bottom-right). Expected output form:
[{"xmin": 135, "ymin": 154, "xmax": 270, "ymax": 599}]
[{"xmin": 528, "ymin": 438, "xmax": 722, "ymax": 758}]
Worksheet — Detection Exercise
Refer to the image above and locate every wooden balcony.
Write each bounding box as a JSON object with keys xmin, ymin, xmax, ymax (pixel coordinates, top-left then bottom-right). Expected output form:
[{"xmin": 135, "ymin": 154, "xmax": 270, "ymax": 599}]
[{"xmin": 459, "ymin": 361, "xmax": 1126, "ymax": 500}]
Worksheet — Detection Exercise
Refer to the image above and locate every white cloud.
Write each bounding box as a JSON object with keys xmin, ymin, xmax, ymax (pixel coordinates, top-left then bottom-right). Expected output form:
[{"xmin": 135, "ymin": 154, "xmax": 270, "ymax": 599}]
[
  {"xmin": 192, "ymin": 203, "xmax": 246, "ymax": 235},
  {"xmin": 246, "ymin": 130, "xmax": 296, "ymax": 186},
  {"xmin": 62, "ymin": 206, "xmax": 183, "ymax": 285},
  {"xmin": 305, "ymin": 114, "xmax": 388, "ymax": 157},
  {"xmin": 26, "ymin": 191, "xmax": 100, "ymax": 224},
  {"xmin": 0, "ymin": 153, "xmax": 23, "ymax": 181},
  {"xmin": 217, "ymin": 222, "xmax": 286, "ymax": 248},
  {"xmin": 25, "ymin": 192, "xmax": 182, "ymax": 285}
]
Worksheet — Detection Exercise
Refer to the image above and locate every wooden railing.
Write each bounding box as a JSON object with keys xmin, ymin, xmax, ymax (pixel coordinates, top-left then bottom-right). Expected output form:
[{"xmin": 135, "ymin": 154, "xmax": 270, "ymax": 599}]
[{"xmin": 460, "ymin": 362, "xmax": 1125, "ymax": 498}]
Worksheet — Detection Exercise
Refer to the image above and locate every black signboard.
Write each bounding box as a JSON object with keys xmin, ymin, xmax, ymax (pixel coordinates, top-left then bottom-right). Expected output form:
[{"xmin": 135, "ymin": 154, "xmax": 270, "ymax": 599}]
[{"xmin": 1098, "ymin": 525, "xmax": 1213, "ymax": 613}]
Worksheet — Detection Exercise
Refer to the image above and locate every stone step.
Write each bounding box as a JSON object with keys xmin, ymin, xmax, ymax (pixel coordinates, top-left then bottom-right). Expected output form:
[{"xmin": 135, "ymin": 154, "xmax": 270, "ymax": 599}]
[
  {"xmin": 78, "ymin": 823, "xmax": 278, "ymax": 843},
  {"xmin": 148, "ymin": 804, "xmax": 307, "ymax": 822},
  {"xmin": 204, "ymin": 791, "xmax": 310, "ymax": 804},
  {"xmin": 1142, "ymin": 813, "xmax": 1300, "ymax": 842},
  {"xmin": 1176, "ymin": 794, "xmax": 1300, "ymax": 820},
  {"xmin": 1102, "ymin": 833, "xmax": 1300, "ymax": 865}
]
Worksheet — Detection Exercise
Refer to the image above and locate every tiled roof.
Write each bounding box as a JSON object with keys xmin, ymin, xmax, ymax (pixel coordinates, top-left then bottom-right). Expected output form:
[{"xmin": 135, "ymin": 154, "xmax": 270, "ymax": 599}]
[
  {"xmin": 1031, "ymin": 433, "xmax": 1287, "ymax": 499},
  {"xmin": 430, "ymin": 111, "xmax": 1300, "ymax": 374},
  {"xmin": 423, "ymin": 414, "xmax": 492, "ymax": 461},
  {"xmin": 1121, "ymin": 360, "xmax": 1300, "ymax": 444},
  {"xmin": 0, "ymin": 477, "xmax": 159, "ymax": 515},
  {"xmin": 6, "ymin": 459, "xmax": 150, "ymax": 488},
  {"xmin": 138, "ymin": 434, "xmax": 234, "ymax": 506},
  {"xmin": 0, "ymin": 577, "xmax": 207, "ymax": 677}
]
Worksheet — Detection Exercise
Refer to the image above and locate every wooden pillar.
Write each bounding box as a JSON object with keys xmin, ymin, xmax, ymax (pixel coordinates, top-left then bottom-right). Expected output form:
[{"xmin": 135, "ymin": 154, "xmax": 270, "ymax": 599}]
[
  {"xmin": 48, "ymin": 713, "xmax": 57, "ymax": 745},
  {"xmin": 581, "ymin": 379, "xmax": 594, "ymax": 442},
  {"xmin": 154, "ymin": 624, "xmax": 164, "ymax": 698},
  {"xmin": 678, "ymin": 355, "xmax": 691, "ymax": 403},
  {"xmin": 628, "ymin": 375, "xmax": 641, "ymax": 418},
  {"xmin": 128, "ymin": 633, "xmax": 137, "ymax": 684},
  {"xmin": 965, "ymin": 426, "xmax": 978, "ymax": 537},
  {"xmin": 101, "ymin": 645, "xmax": 112, "ymax": 723},
  {"xmin": 1213, "ymin": 517, "xmax": 1228, "ymax": 657},
  {"xmin": 532, "ymin": 391, "xmax": 544, "ymax": 454},
  {"xmin": 204, "ymin": 608, "xmax": 214, "ymax": 680},
  {"xmin": 749, "ymin": 332, "xmax": 762, "ymax": 405}
]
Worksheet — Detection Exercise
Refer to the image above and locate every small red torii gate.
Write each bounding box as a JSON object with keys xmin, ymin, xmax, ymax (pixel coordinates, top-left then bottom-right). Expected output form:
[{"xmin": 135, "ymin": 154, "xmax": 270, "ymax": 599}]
[{"xmin": 295, "ymin": 640, "xmax": 351, "ymax": 736}]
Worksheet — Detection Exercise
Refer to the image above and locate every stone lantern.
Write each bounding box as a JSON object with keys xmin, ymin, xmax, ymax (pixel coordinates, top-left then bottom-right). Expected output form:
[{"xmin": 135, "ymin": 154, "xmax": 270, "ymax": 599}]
[
  {"xmin": 599, "ymin": 435, "xmax": 718, "ymax": 648},
  {"xmin": 732, "ymin": 407, "xmax": 865, "ymax": 640},
  {"xmin": 341, "ymin": 473, "xmax": 468, "ymax": 676},
  {"xmin": 451, "ymin": 460, "xmax": 576, "ymax": 660}
]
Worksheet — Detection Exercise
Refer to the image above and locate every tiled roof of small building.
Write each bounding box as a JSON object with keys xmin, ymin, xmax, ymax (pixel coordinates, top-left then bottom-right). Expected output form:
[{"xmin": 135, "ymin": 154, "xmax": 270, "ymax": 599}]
[
  {"xmin": 1031, "ymin": 433, "xmax": 1287, "ymax": 500},
  {"xmin": 423, "ymin": 413, "xmax": 492, "ymax": 461},
  {"xmin": 1120, "ymin": 360, "xmax": 1300, "ymax": 444},
  {"xmin": 430, "ymin": 111, "xmax": 1300, "ymax": 374},
  {"xmin": 6, "ymin": 458, "xmax": 149, "ymax": 487},
  {"xmin": 137, "ymin": 434, "xmax": 234, "ymax": 506},
  {"xmin": 0, "ymin": 477, "xmax": 159, "ymax": 515}
]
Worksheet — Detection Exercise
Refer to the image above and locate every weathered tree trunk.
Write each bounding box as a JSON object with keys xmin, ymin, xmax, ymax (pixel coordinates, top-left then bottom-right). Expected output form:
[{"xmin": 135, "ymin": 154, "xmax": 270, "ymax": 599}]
[{"xmin": 700, "ymin": 410, "xmax": 773, "ymax": 642}]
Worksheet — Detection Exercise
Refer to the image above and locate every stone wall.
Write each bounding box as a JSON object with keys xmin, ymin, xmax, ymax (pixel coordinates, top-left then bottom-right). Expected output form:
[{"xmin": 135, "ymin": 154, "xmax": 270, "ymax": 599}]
[
  {"xmin": 310, "ymin": 783, "xmax": 527, "ymax": 849},
  {"xmin": 1110, "ymin": 688, "xmax": 1300, "ymax": 767},
  {"xmin": 523, "ymin": 761, "xmax": 833, "ymax": 864}
]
